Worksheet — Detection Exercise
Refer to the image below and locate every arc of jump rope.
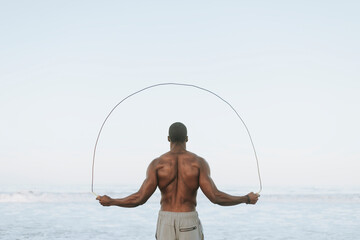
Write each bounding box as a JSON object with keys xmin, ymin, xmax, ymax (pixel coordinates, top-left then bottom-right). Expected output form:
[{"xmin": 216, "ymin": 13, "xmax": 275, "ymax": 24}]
[{"xmin": 91, "ymin": 83, "xmax": 262, "ymax": 197}]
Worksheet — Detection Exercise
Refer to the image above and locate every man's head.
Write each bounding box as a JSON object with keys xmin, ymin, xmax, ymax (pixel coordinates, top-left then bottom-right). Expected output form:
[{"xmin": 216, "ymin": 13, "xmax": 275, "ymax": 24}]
[{"xmin": 168, "ymin": 122, "xmax": 188, "ymax": 143}]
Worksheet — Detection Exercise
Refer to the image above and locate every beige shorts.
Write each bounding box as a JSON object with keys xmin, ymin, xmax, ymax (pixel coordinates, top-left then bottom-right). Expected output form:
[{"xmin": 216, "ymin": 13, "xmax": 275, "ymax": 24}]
[{"xmin": 155, "ymin": 211, "xmax": 204, "ymax": 240}]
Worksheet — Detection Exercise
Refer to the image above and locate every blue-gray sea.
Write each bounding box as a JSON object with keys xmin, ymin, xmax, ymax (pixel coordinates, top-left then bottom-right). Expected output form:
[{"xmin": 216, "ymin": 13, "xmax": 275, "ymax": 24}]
[{"xmin": 1, "ymin": 185, "xmax": 359, "ymax": 240}]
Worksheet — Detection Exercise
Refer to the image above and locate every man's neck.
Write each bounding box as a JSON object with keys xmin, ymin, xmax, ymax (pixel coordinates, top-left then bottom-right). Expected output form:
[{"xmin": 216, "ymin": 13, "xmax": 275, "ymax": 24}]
[{"xmin": 170, "ymin": 142, "xmax": 186, "ymax": 152}]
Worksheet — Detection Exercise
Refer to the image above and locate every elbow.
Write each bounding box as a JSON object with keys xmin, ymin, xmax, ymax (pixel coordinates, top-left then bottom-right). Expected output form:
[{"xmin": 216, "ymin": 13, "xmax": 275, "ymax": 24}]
[
  {"xmin": 210, "ymin": 197, "xmax": 219, "ymax": 205},
  {"xmin": 210, "ymin": 192, "xmax": 233, "ymax": 206},
  {"xmin": 212, "ymin": 199, "xmax": 227, "ymax": 206},
  {"xmin": 209, "ymin": 192, "xmax": 222, "ymax": 205},
  {"xmin": 212, "ymin": 199, "xmax": 225, "ymax": 206},
  {"xmin": 133, "ymin": 193, "xmax": 148, "ymax": 207},
  {"xmin": 137, "ymin": 198, "xmax": 148, "ymax": 206}
]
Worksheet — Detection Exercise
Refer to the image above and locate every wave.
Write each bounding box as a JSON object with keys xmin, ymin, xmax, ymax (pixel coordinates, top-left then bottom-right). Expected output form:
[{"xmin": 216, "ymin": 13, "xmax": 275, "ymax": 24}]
[
  {"xmin": 263, "ymin": 193, "xmax": 360, "ymax": 203},
  {"xmin": 1, "ymin": 191, "xmax": 359, "ymax": 203},
  {"xmin": 0, "ymin": 191, "xmax": 94, "ymax": 203}
]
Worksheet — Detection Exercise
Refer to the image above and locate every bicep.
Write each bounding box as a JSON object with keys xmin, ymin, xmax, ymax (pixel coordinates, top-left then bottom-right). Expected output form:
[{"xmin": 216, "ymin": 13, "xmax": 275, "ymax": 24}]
[
  {"xmin": 137, "ymin": 160, "xmax": 158, "ymax": 201},
  {"xmin": 199, "ymin": 159, "xmax": 219, "ymax": 202}
]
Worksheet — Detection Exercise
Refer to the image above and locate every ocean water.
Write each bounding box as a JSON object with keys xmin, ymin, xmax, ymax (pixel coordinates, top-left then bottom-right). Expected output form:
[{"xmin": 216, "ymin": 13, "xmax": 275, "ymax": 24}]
[{"xmin": 0, "ymin": 185, "xmax": 359, "ymax": 240}]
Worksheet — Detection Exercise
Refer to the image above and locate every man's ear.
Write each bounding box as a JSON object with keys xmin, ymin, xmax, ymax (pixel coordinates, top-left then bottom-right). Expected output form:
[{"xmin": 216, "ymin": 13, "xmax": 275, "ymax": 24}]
[
  {"xmin": 185, "ymin": 136, "xmax": 188, "ymax": 142},
  {"xmin": 168, "ymin": 136, "xmax": 171, "ymax": 142}
]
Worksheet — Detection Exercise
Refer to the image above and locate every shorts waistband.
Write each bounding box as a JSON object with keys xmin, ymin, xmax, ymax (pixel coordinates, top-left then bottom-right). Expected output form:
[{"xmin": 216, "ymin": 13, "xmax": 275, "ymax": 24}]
[{"xmin": 158, "ymin": 210, "xmax": 199, "ymax": 219}]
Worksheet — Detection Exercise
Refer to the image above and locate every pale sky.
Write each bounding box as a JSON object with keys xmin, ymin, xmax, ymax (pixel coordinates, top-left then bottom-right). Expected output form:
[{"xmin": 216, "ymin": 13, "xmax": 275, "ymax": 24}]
[{"xmin": 1, "ymin": 1, "xmax": 359, "ymax": 191}]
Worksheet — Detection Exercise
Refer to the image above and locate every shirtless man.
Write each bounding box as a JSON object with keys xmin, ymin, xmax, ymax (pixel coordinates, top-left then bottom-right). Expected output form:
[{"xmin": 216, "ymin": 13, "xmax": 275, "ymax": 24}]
[{"xmin": 96, "ymin": 122, "xmax": 259, "ymax": 239}]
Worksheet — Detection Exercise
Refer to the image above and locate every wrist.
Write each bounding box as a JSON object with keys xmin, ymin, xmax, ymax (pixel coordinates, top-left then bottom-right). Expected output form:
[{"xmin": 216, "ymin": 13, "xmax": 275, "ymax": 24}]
[
  {"xmin": 245, "ymin": 194, "xmax": 250, "ymax": 204},
  {"xmin": 109, "ymin": 198, "xmax": 116, "ymax": 206}
]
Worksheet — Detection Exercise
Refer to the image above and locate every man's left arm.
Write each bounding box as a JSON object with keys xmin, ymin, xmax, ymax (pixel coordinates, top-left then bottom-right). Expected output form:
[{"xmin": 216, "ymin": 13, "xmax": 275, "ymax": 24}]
[{"xmin": 96, "ymin": 160, "xmax": 158, "ymax": 207}]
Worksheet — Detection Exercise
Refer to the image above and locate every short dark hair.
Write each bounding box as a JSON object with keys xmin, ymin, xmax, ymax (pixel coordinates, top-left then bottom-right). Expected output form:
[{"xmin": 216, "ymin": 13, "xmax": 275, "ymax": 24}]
[{"xmin": 169, "ymin": 122, "xmax": 187, "ymax": 142}]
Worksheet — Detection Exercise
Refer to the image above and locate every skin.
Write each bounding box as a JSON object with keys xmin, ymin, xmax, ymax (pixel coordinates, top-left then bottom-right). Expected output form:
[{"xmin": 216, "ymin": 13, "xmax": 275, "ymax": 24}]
[{"xmin": 96, "ymin": 136, "xmax": 259, "ymax": 210}]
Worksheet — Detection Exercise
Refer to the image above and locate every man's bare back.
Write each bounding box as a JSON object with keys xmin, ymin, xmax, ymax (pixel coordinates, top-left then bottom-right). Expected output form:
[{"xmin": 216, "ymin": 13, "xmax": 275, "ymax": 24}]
[{"xmin": 155, "ymin": 145, "xmax": 201, "ymax": 212}]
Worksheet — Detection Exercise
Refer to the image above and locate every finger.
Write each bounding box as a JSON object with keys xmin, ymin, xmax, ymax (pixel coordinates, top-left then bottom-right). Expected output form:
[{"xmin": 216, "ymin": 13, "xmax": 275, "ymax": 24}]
[{"xmin": 96, "ymin": 196, "xmax": 101, "ymax": 200}]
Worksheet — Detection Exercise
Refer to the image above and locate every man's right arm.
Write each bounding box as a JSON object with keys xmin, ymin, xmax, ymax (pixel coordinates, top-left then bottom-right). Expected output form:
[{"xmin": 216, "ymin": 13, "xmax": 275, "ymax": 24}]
[
  {"xmin": 96, "ymin": 159, "xmax": 158, "ymax": 207},
  {"xmin": 198, "ymin": 158, "xmax": 259, "ymax": 206}
]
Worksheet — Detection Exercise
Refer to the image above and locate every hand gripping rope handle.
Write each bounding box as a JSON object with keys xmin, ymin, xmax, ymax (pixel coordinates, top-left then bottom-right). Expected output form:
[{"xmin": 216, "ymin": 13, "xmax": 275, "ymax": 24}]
[{"xmin": 91, "ymin": 83, "xmax": 262, "ymax": 197}]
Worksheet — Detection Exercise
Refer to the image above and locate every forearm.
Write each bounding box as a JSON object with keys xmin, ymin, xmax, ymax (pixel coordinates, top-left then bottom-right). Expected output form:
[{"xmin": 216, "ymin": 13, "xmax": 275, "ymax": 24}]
[
  {"xmin": 199, "ymin": 159, "xmax": 258, "ymax": 206},
  {"xmin": 212, "ymin": 191, "xmax": 248, "ymax": 206},
  {"xmin": 110, "ymin": 192, "xmax": 145, "ymax": 208}
]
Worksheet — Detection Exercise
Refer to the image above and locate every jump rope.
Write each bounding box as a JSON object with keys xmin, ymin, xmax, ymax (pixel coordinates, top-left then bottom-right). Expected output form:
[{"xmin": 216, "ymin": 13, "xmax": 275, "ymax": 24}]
[{"xmin": 91, "ymin": 83, "xmax": 262, "ymax": 197}]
